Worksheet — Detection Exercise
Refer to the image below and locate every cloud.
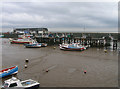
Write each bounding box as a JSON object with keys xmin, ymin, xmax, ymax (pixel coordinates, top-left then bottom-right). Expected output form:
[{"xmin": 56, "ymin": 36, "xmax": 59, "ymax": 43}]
[{"xmin": 1, "ymin": 2, "xmax": 118, "ymax": 32}]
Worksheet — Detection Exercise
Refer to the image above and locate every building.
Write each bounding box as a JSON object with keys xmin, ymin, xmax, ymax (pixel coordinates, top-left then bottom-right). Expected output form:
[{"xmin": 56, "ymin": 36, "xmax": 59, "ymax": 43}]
[{"xmin": 13, "ymin": 28, "xmax": 48, "ymax": 37}]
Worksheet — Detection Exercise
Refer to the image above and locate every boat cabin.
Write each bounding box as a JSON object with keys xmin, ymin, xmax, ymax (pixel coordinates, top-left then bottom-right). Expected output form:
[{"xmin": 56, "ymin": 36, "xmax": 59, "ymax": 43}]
[
  {"xmin": 2, "ymin": 77, "xmax": 40, "ymax": 88},
  {"xmin": 3, "ymin": 77, "xmax": 21, "ymax": 88}
]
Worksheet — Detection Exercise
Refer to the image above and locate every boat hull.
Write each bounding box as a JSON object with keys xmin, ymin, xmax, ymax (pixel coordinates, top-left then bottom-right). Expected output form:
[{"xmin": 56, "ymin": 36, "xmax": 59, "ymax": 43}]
[
  {"xmin": 62, "ymin": 48, "xmax": 84, "ymax": 51},
  {"xmin": 60, "ymin": 46, "xmax": 84, "ymax": 51},
  {"xmin": 0, "ymin": 66, "xmax": 18, "ymax": 78},
  {"xmin": 11, "ymin": 41, "xmax": 31, "ymax": 44},
  {"xmin": 24, "ymin": 84, "xmax": 40, "ymax": 89},
  {"xmin": 25, "ymin": 46, "xmax": 41, "ymax": 48},
  {"xmin": 0, "ymin": 35, "xmax": 4, "ymax": 38},
  {"xmin": 25, "ymin": 44, "xmax": 41, "ymax": 48},
  {"xmin": 59, "ymin": 43, "xmax": 88, "ymax": 51}
]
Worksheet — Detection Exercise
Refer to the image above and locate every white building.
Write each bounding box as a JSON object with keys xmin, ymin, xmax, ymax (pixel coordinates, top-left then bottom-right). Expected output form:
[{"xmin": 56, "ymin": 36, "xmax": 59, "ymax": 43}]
[{"xmin": 13, "ymin": 28, "xmax": 48, "ymax": 37}]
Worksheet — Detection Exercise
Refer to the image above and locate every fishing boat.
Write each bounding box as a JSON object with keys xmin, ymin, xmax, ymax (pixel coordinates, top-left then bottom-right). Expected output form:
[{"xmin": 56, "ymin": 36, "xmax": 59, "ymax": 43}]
[
  {"xmin": 59, "ymin": 44, "xmax": 69, "ymax": 50},
  {"xmin": 9, "ymin": 38, "xmax": 32, "ymax": 44},
  {"xmin": 2, "ymin": 77, "xmax": 40, "ymax": 89},
  {"xmin": 24, "ymin": 40, "xmax": 41, "ymax": 48},
  {"xmin": 59, "ymin": 43, "xmax": 86, "ymax": 51},
  {"xmin": 0, "ymin": 66, "xmax": 18, "ymax": 78}
]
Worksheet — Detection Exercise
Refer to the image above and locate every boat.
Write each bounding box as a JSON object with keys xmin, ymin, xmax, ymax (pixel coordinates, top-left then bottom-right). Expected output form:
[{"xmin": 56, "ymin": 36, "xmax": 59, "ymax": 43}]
[
  {"xmin": 59, "ymin": 44, "xmax": 69, "ymax": 50},
  {"xmin": 9, "ymin": 38, "xmax": 32, "ymax": 44},
  {"xmin": 59, "ymin": 43, "xmax": 87, "ymax": 51},
  {"xmin": 24, "ymin": 40, "xmax": 47, "ymax": 48},
  {"xmin": 40, "ymin": 43, "xmax": 47, "ymax": 47},
  {"xmin": 0, "ymin": 35, "xmax": 4, "ymax": 38},
  {"xmin": 2, "ymin": 77, "xmax": 40, "ymax": 89},
  {"xmin": 0, "ymin": 66, "xmax": 18, "ymax": 78},
  {"xmin": 24, "ymin": 40, "xmax": 41, "ymax": 48},
  {"xmin": 25, "ymin": 43, "xmax": 42, "ymax": 48}
]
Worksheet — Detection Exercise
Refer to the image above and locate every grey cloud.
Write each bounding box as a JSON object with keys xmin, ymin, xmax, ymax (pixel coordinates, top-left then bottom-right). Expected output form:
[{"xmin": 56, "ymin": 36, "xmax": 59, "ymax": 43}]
[{"xmin": 1, "ymin": 2, "xmax": 118, "ymax": 32}]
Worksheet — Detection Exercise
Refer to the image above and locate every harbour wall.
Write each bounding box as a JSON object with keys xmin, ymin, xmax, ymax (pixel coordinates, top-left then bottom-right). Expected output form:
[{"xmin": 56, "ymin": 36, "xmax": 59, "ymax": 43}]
[{"xmin": 1, "ymin": 32, "xmax": 119, "ymax": 49}]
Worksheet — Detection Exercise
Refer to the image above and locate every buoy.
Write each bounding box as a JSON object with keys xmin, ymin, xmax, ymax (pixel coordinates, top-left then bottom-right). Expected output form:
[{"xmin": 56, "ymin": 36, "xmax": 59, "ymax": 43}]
[
  {"xmin": 24, "ymin": 65, "xmax": 28, "ymax": 68},
  {"xmin": 46, "ymin": 69, "xmax": 49, "ymax": 72},
  {"xmin": 84, "ymin": 70, "xmax": 87, "ymax": 74},
  {"xmin": 25, "ymin": 59, "xmax": 29, "ymax": 63},
  {"xmin": 104, "ymin": 49, "xmax": 107, "ymax": 53}
]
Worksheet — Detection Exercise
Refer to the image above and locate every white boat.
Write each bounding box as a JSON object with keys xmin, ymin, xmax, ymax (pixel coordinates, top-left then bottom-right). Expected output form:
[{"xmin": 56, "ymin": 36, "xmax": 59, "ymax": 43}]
[
  {"xmin": 24, "ymin": 40, "xmax": 42, "ymax": 48},
  {"xmin": 59, "ymin": 43, "xmax": 69, "ymax": 50},
  {"xmin": 24, "ymin": 40, "xmax": 47, "ymax": 48},
  {"xmin": 59, "ymin": 43, "xmax": 89, "ymax": 51},
  {"xmin": 2, "ymin": 77, "xmax": 40, "ymax": 89},
  {"xmin": 40, "ymin": 43, "xmax": 47, "ymax": 47}
]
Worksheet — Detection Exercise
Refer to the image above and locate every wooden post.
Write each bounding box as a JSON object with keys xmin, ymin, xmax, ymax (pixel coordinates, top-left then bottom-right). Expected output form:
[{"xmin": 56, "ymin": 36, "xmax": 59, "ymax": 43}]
[
  {"xmin": 74, "ymin": 38, "xmax": 76, "ymax": 43},
  {"xmin": 113, "ymin": 40, "xmax": 117, "ymax": 50},
  {"xmin": 68, "ymin": 38, "xmax": 70, "ymax": 44}
]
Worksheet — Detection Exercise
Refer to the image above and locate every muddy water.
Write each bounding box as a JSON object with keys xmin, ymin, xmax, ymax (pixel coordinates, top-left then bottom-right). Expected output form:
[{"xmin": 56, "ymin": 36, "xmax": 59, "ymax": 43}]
[{"xmin": 1, "ymin": 38, "xmax": 118, "ymax": 87}]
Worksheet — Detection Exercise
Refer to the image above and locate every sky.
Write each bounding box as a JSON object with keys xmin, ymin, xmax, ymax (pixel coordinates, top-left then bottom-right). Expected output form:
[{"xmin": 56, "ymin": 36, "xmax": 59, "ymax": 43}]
[{"xmin": 1, "ymin": 2, "xmax": 118, "ymax": 32}]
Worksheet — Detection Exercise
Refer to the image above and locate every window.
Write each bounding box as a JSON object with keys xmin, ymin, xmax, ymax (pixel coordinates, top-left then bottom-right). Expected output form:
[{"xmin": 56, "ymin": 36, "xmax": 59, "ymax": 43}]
[
  {"xmin": 4, "ymin": 83, "xmax": 9, "ymax": 88},
  {"xmin": 21, "ymin": 81, "xmax": 36, "ymax": 86},
  {"xmin": 9, "ymin": 83, "xmax": 17, "ymax": 87}
]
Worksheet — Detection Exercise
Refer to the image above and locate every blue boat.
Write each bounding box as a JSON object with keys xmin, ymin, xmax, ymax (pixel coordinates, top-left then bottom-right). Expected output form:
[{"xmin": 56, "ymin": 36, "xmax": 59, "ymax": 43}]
[
  {"xmin": 0, "ymin": 66, "xmax": 18, "ymax": 78},
  {"xmin": 25, "ymin": 43, "xmax": 42, "ymax": 48},
  {"xmin": 0, "ymin": 35, "xmax": 4, "ymax": 38}
]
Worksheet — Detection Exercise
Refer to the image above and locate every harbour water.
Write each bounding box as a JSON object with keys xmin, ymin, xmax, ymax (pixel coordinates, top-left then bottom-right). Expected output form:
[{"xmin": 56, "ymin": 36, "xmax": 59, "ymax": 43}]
[{"xmin": 1, "ymin": 38, "xmax": 118, "ymax": 87}]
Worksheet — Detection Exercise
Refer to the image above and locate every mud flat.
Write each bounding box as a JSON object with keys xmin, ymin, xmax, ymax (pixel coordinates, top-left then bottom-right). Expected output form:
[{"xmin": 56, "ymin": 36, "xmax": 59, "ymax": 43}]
[{"xmin": 2, "ymin": 38, "xmax": 118, "ymax": 87}]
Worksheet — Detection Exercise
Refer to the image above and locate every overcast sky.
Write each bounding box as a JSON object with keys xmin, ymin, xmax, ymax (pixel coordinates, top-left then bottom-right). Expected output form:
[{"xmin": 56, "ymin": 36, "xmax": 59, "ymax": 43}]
[{"xmin": 1, "ymin": 2, "xmax": 118, "ymax": 32}]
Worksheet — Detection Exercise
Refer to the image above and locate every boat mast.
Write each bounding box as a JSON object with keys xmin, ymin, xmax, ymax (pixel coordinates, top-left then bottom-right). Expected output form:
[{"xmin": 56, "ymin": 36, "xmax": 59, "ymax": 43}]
[{"xmin": 82, "ymin": 25, "xmax": 85, "ymax": 37}]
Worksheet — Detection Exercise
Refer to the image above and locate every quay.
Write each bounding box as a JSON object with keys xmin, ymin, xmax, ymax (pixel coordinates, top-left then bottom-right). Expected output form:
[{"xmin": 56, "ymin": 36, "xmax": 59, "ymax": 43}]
[
  {"xmin": 35, "ymin": 37, "xmax": 105, "ymax": 47},
  {"xmin": 1, "ymin": 27, "xmax": 119, "ymax": 49},
  {"xmin": 35, "ymin": 36, "xmax": 118, "ymax": 49}
]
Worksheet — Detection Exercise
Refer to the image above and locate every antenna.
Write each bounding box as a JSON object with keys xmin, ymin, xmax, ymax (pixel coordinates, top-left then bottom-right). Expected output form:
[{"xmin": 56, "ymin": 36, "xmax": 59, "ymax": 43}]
[{"xmin": 84, "ymin": 25, "xmax": 85, "ymax": 33}]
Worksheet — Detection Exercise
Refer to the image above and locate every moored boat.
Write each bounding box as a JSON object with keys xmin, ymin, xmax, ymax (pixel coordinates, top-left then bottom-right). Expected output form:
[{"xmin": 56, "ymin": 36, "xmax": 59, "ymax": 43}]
[
  {"xmin": 59, "ymin": 43, "xmax": 88, "ymax": 51},
  {"xmin": 0, "ymin": 66, "xmax": 18, "ymax": 78},
  {"xmin": 60, "ymin": 45, "xmax": 85, "ymax": 51},
  {"xmin": 25, "ymin": 43, "xmax": 42, "ymax": 48},
  {"xmin": 9, "ymin": 38, "xmax": 32, "ymax": 44},
  {"xmin": 24, "ymin": 40, "xmax": 47, "ymax": 48},
  {"xmin": 2, "ymin": 77, "xmax": 40, "ymax": 89},
  {"xmin": 24, "ymin": 40, "xmax": 42, "ymax": 48}
]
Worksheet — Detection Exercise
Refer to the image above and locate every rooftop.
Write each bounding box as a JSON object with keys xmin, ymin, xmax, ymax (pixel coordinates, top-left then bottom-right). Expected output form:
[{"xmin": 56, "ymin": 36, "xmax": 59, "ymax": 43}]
[{"xmin": 14, "ymin": 28, "xmax": 48, "ymax": 31}]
